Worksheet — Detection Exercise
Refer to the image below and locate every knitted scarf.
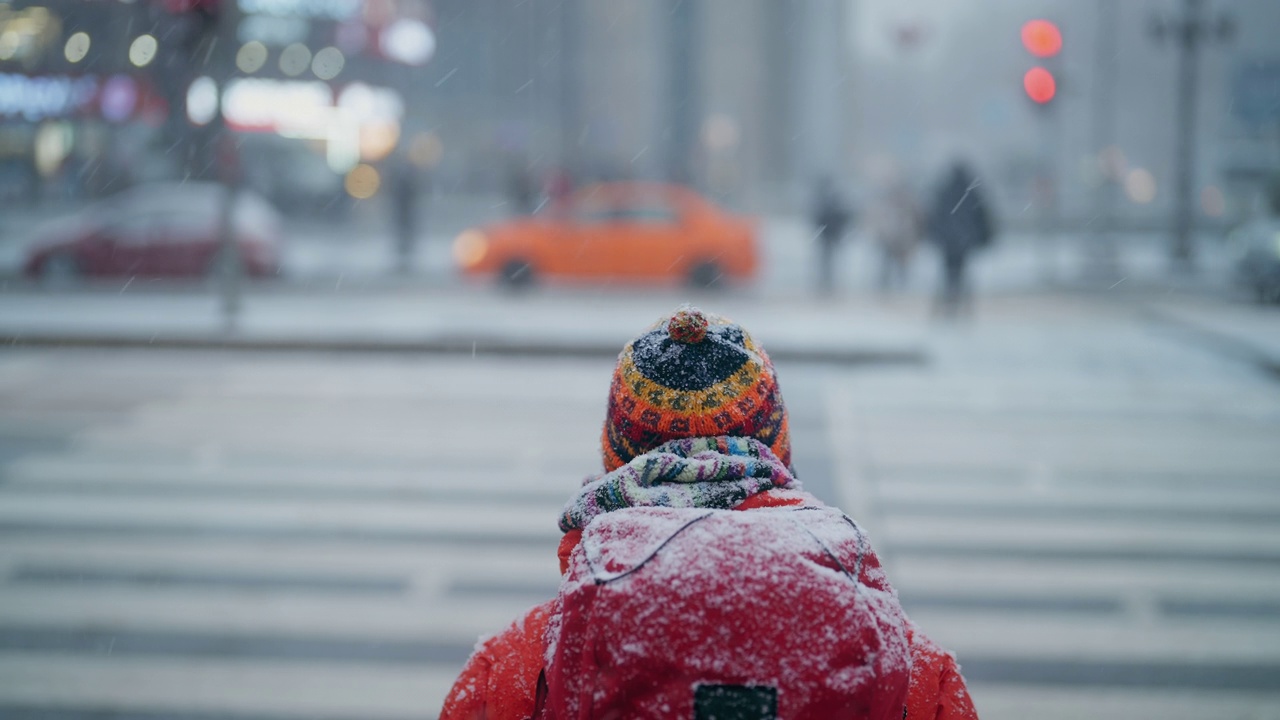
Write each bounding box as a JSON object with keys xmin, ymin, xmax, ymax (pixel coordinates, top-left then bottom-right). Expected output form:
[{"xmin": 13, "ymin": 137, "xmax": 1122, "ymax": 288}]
[{"xmin": 559, "ymin": 435, "xmax": 798, "ymax": 533}]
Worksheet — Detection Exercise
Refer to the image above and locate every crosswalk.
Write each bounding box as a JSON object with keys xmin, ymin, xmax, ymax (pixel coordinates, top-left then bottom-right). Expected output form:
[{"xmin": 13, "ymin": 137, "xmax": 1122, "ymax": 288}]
[
  {"xmin": 2, "ymin": 322, "xmax": 1279, "ymax": 720},
  {"xmin": 823, "ymin": 315, "xmax": 1280, "ymax": 720},
  {"xmin": 0, "ymin": 351, "xmax": 605, "ymax": 719}
]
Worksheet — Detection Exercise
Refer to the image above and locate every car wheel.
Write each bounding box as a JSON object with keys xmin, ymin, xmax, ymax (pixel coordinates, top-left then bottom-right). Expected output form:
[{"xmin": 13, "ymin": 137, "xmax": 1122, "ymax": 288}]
[
  {"xmin": 500, "ymin": 259, "xmax": 535, "ymax": 289},
  {"xmin": 688, "ymin": 261, "xmax": 724, "ymax": 290},
  {"xmin": 40, "ymin": 252, "xmax": 80, "ymax": 288}
]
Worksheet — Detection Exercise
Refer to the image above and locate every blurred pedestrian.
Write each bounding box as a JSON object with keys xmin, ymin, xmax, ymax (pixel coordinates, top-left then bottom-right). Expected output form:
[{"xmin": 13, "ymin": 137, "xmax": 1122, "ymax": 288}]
[
  {"xmin": 544, "ymin": 165, "xmax": 574, "ymax": 215},
  {"xmin": 928, "ymin": 162, "xmax": 994, "ymax": 318},
  {"xmin": 440, "ymin": 306, "xmax": 977, "ymax": 720},
  {"xmin": 390, "ymin": 151, "xmax": 422, "ymax": 275},
  {"xmin": 506, "ymin": 157, "xmax": 536, "ymax": 215},
  {"xmin": 870, "ymin": 181, "xmax": 924, "ymax": 294},
  {"xmin": 811, "ymin": 176, "xmax": 853, "ymax": 295}
]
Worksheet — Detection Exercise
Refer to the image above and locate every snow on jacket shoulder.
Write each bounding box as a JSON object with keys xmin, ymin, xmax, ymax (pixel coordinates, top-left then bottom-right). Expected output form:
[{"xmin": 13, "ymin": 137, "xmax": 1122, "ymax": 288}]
[
  {"xmin": 439, "ymin": 605, "xmax": 977, "ymax": 720},
  {"xmin": 439, "ymin": 488, "xmax": 979, "ymax": 719},
  {"xmin": 905, "ymin": 623, "xmax": 979, "ymax": 720}
]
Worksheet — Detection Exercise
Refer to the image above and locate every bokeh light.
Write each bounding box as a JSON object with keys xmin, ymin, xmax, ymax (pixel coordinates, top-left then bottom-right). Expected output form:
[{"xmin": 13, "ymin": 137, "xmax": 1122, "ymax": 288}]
[
  {"xmin": 344, "ymin": 163, "xmax": 381, "ymax": 199},
  {"xmin": 279, "ymin": 43, "xmax": 312, "ymax": 77},
  {"xmin": 33, "ymin": 121, "xmax": 73, "ymax": 178},
  {"xmin": 0, "ymin": 32, "xmax": 19, "ymax": 61},
  {"xmin": 236, "ymin": 42, "xmax": 268, "ymax": 74},
  {"xmin": 186, "ymin": 77, "xmax": 219, "ymax": 126},
  {"xmin": 359, "ymin": 122, "xmax": 401, "ymax": 162},
  {"xmin": 311, "ymin": 47, "xmax": 345, "ymax": 80},
  {"xmin": 452, "ymin": 230, "xmax": 489, "ymax": 268},
  {"xmin": 1023, "ymin": 67, "xmax": 1056, "ymax": 104},
  {"xmin": 128, "ymin": 35, "xmax": 158, "ymax": 68},
  {"xmin": 380, "ymin": 18, "xmax": 436, "ymax": 66},
  {"xmin": 702, "ymin": 114, "xmax": 740, "ymax": 152},
  {"xmin": 64, "ymin": 32, "xmax": 91, "ymax": 64},
  {"xmin": 1021, "ymin": 19, "xmax": 1063, "ymax": 58},
  {"xmin": 100, "ymin": 75, "xmax": 139, "ymax": 122},
  {"xmin": 1125, "ymin": 168, "xmax": 1157, "ymax": 204}
]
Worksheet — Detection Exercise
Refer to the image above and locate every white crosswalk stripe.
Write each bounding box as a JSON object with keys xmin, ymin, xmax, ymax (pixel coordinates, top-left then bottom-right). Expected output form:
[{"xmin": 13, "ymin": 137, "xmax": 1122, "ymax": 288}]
[
  {"xmin": 0, "ymin": 352, "xmax": 611, "ymax": 720},
  {"xmin": 825, "ymin": 359, "xmax": 1280, "ymax": 720}
]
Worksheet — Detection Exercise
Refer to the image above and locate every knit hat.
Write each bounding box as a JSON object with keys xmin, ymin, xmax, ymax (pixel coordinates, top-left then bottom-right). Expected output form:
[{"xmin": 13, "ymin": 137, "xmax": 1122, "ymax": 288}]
[{"xmin": 601, "ymin": 306, "xmax": 790, "ymax": 472}]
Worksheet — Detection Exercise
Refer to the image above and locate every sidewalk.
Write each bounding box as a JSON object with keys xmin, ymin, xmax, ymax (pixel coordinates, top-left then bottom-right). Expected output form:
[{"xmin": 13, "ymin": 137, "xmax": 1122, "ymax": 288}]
[
  {"xmin": 3, "ymin": 196, "xmax": 1274, "ymax": 369},
  {"xmin": 1143, "ymin": 294, "xmax": 1280, "ymax": 374},
  {"xmin": 0, "ymin": 285, "xmax": 930, "ymax": 365}
]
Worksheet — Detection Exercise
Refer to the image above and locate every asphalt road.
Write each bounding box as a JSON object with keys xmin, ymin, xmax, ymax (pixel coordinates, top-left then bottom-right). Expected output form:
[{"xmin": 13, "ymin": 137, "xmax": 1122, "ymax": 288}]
[{"xmin": 0, "ymin": 292, "xmax": 1278, "ymax": 719}]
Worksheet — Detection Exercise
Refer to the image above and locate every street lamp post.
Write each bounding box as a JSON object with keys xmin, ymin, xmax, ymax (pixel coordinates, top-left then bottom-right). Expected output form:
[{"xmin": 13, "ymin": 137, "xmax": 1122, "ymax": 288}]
[
  {"xmin": 158, "ymin": 0, "xmax": 241, "ymax": 331},
  {"xmin": 1151, "ymin": 0, "xmax": 1232, "ymax": 271},
  {"xmin": 1086, "ymin": 0, "xmax": 1121, "ymax": 281},
  {"xmin": 1021, "ymin": 19, "xmax": 1063, "ymax": 284}
]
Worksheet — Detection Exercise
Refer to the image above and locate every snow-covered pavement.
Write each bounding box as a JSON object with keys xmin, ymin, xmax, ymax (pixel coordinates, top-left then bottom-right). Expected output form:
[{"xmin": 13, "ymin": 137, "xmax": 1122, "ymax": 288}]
[{"xmin": 0, "ymin": 290, "xmax": 1277, "ymax": 719}]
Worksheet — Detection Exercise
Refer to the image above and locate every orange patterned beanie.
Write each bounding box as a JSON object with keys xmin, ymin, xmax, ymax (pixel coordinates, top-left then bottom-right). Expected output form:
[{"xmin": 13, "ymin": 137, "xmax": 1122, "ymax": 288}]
[{"xmin": 601, "ymin": 306, "xmax": 790, "ymax": 472}]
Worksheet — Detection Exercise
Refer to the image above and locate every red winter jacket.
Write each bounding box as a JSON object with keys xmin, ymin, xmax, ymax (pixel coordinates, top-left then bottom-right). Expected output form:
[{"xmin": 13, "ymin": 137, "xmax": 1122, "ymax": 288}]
[{"xmin": 440, "ymin": 490, "xmax": 978, "ymax": 720}]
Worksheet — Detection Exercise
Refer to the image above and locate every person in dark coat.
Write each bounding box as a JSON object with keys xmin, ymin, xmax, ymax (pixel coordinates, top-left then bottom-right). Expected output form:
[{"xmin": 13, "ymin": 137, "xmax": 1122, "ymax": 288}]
[
  {"xmin": 390, "ymin": 153, "xmax": 423, "ymax": 274},
  {"xmin": 505, "ymin": 157, "xmax": 536, "ymax": 215},
  {"xmin": 811, "ymin": 176, "xmax": 853, "ymax": 296},
  {"xmin": 929, "ymin": 162, "xmax": 994, "ymax": 317}
]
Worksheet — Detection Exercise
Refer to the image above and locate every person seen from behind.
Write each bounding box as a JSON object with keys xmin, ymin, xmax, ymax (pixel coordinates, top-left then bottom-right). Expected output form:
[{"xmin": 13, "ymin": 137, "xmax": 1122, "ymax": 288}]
[
  {"xmin": 811, "ymin": 176, "xmax": 853, "ymax": 296},
  {"xmin": 390, "ymin": 149, "xmax": 422, "ymax": 275},
  {"xmin": 440, "ymin": 305, "xmax": 978, "ymax": 720},
  {"xmin": 928, "ymin": 162, "xmax": 994, "ymax": 318},
  {"xmin": 870, "ymin": 180, "xmax": 924, "ymax": 294}
]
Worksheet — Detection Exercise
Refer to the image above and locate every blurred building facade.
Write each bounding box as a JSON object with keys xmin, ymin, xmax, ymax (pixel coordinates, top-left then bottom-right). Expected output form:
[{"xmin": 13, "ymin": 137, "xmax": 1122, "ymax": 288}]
[
  {"xmin": 0, "ymin": 0, "xmax": 857, "ymax": 212},
  {"xmin": 2, "ymin": 0, "xmax": 1277, "ymax": 233},
  {"xmin": 850, "ymin": 0, "xmax": 1280, "ymax": 234},
  {"xmin": 419, "ymin": 0, "xmax": 849, "ymax": 211}
]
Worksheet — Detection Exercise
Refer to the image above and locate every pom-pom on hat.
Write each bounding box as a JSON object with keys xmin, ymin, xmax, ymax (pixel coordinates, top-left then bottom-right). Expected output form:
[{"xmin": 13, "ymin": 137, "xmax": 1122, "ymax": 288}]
[{"xmin": 601, "ymin": 305, "xmax": 791, "ymax": 472}]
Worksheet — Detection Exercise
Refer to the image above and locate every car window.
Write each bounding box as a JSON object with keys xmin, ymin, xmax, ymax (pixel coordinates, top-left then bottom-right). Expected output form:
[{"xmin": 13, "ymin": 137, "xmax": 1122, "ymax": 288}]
[
  {"xmin": 150, "ymin": 208, "xmax": 213, "ymax": 242},
  {"xmin": 573, "ymin": 193, "xmax": 624, "ymax": 224},
  {"xmin": 573, "ymin": 190, "xmax": 679, "ymax": 225},
  {"xmin": 102, "ymin": 214, "xmax": 155, "ymax": 245},
  {"xmin": 612, "ymin": 204, "xmax": 678, "ymax": 224}
]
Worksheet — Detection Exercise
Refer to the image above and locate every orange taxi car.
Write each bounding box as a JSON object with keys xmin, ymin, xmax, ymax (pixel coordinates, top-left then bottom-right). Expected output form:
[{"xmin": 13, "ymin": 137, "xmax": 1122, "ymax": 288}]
[{"xmin": 452, "ymin": 182, "xmax": 758, "ymax": 287}]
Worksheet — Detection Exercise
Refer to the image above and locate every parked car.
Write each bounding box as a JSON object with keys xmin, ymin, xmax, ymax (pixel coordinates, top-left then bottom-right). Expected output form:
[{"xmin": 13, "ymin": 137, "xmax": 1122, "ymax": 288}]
[
  {"xmin": 452, "ymin": 182, "xmax": 758, "ymax": 287},
  {"xmin": 1229, "ymin": 216, "xmax": 1280, "ymax": 304},
  {"xmin": 23, "ymin": 182, "xmax": 283, "ymax": 283}
]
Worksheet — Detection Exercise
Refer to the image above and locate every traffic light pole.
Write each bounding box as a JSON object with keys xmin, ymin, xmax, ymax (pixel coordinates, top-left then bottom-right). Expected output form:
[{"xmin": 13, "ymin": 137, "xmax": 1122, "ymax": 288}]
[
  {"xmin": 1020, "ymin": 19, "xmax": 1065, "ymax": 284},
  {"xmin": 1171, "ymin": 0, "xmax": 1202, "ymax": 270},
  {"xmin": 1086, "ymin": 0, "xmax": 1121, "ymax": 280},
  {"xmin": 1038, "ymin": 82, "xmax": 1063, "ymax": 286},
  {"xmin": 1153, "ymin": 0, "xmax": 1232, "ymax": 272},
  {"xmin": 207, "ymin": 3, "xmax": 241, "ymax": 332},
  {"xmin": 160, "ymin": 1, "xmax": 241, "ymax": 331}
]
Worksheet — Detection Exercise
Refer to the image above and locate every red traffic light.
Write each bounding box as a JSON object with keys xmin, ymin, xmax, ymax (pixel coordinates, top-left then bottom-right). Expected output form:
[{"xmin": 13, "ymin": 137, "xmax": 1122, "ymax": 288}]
[
  {"xmin": 1023, "ymin": 66, "xmax": 1056, "ymax": 104},
  {"xmin": 1021, "ymin": 19, "xmax": 1062, "ymax": 58}
]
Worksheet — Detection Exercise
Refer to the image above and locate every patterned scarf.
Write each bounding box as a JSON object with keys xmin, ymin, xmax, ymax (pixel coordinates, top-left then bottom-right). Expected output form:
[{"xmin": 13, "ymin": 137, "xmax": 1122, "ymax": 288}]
[{"xmin": 559, "ymin": 436, "xmax": 798, "ymax": 533}]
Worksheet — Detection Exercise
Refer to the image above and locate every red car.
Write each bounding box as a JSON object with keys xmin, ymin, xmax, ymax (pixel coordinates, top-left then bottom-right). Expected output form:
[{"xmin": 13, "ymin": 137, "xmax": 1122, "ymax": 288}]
[{"xmin": 23, "ymin": 182, "xmax": 283, "ymax": 283}]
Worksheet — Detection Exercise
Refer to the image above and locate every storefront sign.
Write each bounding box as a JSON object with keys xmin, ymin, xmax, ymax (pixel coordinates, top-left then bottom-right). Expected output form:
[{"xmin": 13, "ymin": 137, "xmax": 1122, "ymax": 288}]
[
  {"xmin": 237, "ymin": 0, "xmax": 361, "ymax": 21},
  {"xmin": 238, "ymin": 14, "xmax": 310, "ymax": 45},
  {"xmin": 0, "ymin": 73, "xmax": 98, "ymax": 121}
]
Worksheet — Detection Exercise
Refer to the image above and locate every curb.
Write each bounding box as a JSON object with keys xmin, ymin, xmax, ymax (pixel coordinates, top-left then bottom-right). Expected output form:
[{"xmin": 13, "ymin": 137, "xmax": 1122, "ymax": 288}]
[
  {"xmin": 1144, "ymin": 307, "xmax": 1280, "ymax": 380},
  {"xmin": 0, "ymin": 332, "xmax": 929, "ymax": 367}
]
